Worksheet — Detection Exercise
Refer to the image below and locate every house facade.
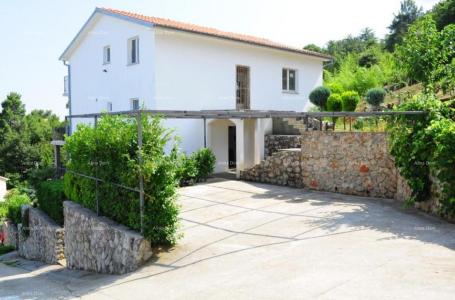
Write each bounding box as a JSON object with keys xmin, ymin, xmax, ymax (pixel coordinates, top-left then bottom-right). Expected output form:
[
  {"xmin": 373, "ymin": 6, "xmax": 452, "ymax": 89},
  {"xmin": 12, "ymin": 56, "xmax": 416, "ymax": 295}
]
[{"xmin": 60, "ymin": 8, "xmax": 329, "ymax": 175}]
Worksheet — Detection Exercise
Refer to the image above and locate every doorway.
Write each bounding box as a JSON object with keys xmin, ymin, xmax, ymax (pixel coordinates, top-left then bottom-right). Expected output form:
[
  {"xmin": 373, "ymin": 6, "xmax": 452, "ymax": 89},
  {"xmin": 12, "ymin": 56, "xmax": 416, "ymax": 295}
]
[
  {"xmin": 228, "ymin": 126, "xmax": 236, "ymax": 169},
  {"xmin": 236, "ymin": 66, "xmax": 250, "ymax": 110}
]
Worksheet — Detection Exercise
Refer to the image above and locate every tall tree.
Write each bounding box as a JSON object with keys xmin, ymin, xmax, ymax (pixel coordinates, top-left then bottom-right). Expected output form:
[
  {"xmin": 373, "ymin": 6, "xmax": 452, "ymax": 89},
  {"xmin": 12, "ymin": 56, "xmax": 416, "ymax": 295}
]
[
  {"xmin": 385, "ymin": 0, "xmax": 423, "ymax": 52},
  {"xmin": 432, "ymin": 0, "xmax": 455, "ymax": 31},
  {"xmin": 0, "ymin": 92, "xmax": 25, "ymax": 133}
]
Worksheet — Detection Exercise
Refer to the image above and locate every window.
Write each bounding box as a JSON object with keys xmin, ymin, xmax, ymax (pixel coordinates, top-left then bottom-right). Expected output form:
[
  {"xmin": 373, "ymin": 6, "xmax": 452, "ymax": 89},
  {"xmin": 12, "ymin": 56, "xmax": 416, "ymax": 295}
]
[
  {"xmin": 131, "ymin": 98, "xmax": 140, "ymax": 110},
  {"xmin": 107, "ymin": 102, "xmax": 113, "ymax": 112},
  {"xmin": 282, "ymin": 68, "xmax": 297, "ymax": 92},
  {"xmin": 128, "ymin": 37, "xmax": 139, "ymax": 65},
  {"xmin": 103, "ymin": 46, "xmax": 111, "ymax": 64}
]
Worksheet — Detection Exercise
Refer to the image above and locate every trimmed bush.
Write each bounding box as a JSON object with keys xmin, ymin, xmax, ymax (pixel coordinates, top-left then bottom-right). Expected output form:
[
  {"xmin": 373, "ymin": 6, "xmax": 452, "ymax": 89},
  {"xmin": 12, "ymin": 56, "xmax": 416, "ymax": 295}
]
[
  {"xmin": 191, "ymin": 148, "xmax": 216, "ymax": 181},
  {"xmin": 325, "ymin": 82, "xmax": 344, "ymax": 95},
  {"xmin": 326, "ymin": 94, "xmax": 343, "ymax": 112},
  {"xmin": 36, "ymin": 179, "xmax": 65, "ymax": 225},
  {"xmin": 1, "ymin": 189, "xmax": 31, "ymax": 224},
  {"xmin": 63, "ymin": 115, "xmax": 181, "ymax": 246},
  {"xmin": 176, "ymin": 154, "xmax": 198, "ymax": 186},
  {"xmin": 341, "ymin": 91, "xmax": 360, "ymax": 112},
  {"xmin": 365, "ymin": 88, "xmax": 386, "ymax": 107},
  {"xmin": 309, "ymin": 86, "xmax": 330, "ymax": 110}
]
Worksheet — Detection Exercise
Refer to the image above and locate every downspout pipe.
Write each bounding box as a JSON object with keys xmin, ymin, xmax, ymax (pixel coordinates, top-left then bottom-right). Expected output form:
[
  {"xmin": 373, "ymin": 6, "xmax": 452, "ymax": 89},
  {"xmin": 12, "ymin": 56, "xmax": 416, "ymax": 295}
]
[{"xmin": 63, "ymin": 61, "xmax": 72, "ymax": 135}]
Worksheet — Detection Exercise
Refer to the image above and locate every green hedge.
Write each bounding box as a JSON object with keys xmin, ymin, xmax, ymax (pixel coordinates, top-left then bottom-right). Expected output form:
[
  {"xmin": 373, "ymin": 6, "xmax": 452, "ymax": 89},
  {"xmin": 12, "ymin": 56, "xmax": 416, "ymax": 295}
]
[
  {"xmin": 0, "ymin": 189, "xmax": 31, "ymax": 224},
  {"xmin": 176, "ymin": 148, "xmax": 216, "ymax": 186},
  {"xmin": 63, "ymin": 115, "xmax": 181, "ymax": 246},
  {"xmin": 36, "ymin": 179, "xmax": 65, "ymax": 225}
]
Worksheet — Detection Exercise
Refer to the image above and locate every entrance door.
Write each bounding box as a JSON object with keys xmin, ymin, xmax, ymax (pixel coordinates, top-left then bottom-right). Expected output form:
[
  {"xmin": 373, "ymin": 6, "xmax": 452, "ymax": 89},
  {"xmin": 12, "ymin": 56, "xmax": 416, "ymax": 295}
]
[
  {"xmin": 228, "ymin": 126, "xmax": 236, "ymax": 169},
  {"xmin": 236, "ymin": 66, "xmax": 250, "ymax": 110}
]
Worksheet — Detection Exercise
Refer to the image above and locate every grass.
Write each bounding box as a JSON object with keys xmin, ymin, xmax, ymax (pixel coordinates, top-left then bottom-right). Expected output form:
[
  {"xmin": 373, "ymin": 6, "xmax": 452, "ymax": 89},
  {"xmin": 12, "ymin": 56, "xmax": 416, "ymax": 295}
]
[{"xmin": 0, "ymin": 245, "xmax": 15, "ymax": 255}]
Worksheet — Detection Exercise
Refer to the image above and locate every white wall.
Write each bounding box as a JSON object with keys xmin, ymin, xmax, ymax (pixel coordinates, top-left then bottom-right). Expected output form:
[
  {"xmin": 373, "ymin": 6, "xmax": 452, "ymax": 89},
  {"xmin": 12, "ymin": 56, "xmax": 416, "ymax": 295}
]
[
  {"xmin": 154, "ymin": 28, "xmax": 324, "ymax": 112},
  {"xmin": 68, "ymin": 14, "xmax": 155, "ymax": 131},
  {"xmin": 0, "ymin": 178, "xmax": 7, "ymax": 201},
  {"xmin": 153, "ymin": 28, "xmax": 323, "ymax": 153}
]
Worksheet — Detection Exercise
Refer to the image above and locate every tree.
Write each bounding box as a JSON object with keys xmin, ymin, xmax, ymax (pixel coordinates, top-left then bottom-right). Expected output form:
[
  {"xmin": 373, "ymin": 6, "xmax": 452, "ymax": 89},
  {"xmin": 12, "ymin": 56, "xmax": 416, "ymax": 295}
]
[
  {"xmin": 303, "ymin": 44, "xmax": 325, "ymax": 54},
  {"xmin": 0, "ymin": 92, "xmax": 25, "ymax": 134},
  {"xmin": 309, "ymin": 86, "xmax": 331, "ymax": 111},
  {"xmin": 432, "ymin": 0, "xmax": 455, "ymax": 31},
  {"xmin": 396, "ymin": 16, "xmax": 454, "ymax": 91},
  {"xmin": 385, "ymin": 0, "xmax": 423, "ymax": 52},
  {"xmin": 365, "ymin": 88, "xmax": 386, "ymax": 109},
  {"xmin": 0, "ymin": 93, "xmax": 62, "ymax": 185}
]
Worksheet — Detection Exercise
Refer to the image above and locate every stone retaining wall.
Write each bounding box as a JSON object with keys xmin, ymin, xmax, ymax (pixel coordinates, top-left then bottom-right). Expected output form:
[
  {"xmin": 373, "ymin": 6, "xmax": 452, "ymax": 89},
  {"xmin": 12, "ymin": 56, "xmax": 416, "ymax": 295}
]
[
  {"xmin": 1, "ymin": 220, "xmax": 18, "ymax": 248},
  {"xmin": 241, "ymin": 149, "xmax": 303, "ymax": 187},
  {"xmin": 64, "ymin": 201, "xmax": 153, "ymax": 274},
  {"xmin": 300, "ymin": 132, "xmax": 398, "ymax": 198},
  {"xmin": 18, "ymin": 206, "xmax": 65, "ymax": 264},
  {"xmin": 264, "ymin": 135, "xmax": 302, "ymax": 157}
]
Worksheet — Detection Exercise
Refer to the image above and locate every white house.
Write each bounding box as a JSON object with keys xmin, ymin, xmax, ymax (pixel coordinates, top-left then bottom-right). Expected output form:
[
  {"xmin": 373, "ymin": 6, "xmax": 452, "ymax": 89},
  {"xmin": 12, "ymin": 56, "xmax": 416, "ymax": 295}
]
[
  {"xmin": 0, "ymin": 176, "xmax": 7, "ymax": 201},
  {"xmin": 60, "ymin": 8, "xmax": 330, "ymax": 175}
]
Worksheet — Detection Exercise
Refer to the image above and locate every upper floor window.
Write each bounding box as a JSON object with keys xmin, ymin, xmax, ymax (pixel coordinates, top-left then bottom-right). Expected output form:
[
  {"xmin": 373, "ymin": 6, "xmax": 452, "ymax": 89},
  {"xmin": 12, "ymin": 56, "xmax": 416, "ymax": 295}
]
[
  {"xmin": 103, "ymin": 46, "xmax": 111, "ymax": 64},
  {"xmin": 107, "ymin": 102, "xmax": 113, "ymax": 112},
  {"xmin": 131, "ymin": 98, "xmax": 140, "ymax": 110},
  {"xmin": 282, "ymin": 68, "xmax": 297, "ymax": 92},
  {"xmin": 128, "ymin": 37, "xmax": 139, "ymax": 65}
]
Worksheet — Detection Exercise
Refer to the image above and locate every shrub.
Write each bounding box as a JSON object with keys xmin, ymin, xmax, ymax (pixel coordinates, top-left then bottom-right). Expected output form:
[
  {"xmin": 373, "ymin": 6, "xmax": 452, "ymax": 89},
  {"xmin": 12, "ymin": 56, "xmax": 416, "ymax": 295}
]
[
  {"xmin": 309, "ymin": 86, "xmax": 331, "ymax": 110},
  {"xmin": 341, "ymin": 91, "xmax": 360, "ymax": 111},
  {"xmin": 27, "ymin": 167, "xmax": 55, "ymax": 190},
  {"xmin": 325, "ymin": 82, "xmax": 344, "ymax": 95},
  {"xmin": 176, "ymin": 153, "xmax": 198, "ymax": 186},
  {"xmin": 36, "ymin": 179, "xmax": 65, "ymax": 225},
  {"xmin": 1, "ymin": 189, "xmax": 31, "ymax": 224},
  {"xmin": 326, "ymin": 94, "xmax": 343, "ymax": 112},
  {"xmin": 191, "ymin": 148, "xmax": 216, "ymax": 181},
  {"xmin": 63, "ymin": 115, "xmax": 181, "ymax": 246},
  {"xmin": 388, "ymin": 94, "xmax": 455, "ymax": 218},
  {"xmin": 365, "ymin": 88, "xmax": 386, "ymax": 107}
]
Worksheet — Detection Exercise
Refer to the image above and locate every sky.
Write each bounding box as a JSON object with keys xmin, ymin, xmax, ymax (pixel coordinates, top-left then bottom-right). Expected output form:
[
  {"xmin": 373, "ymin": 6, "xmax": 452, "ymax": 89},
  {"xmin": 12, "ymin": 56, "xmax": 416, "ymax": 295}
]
[{"xmin": 0, "ymin": 0, "xmax": 440, "ymax": 118}]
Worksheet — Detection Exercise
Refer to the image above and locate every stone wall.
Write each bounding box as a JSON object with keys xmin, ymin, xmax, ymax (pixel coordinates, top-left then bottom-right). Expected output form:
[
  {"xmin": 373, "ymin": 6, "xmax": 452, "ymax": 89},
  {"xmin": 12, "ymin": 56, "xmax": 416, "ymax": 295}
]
[
  {"xmin": 1, "ymin": 220, "xmax": 18, "ymax": 248},
  {"xmin": 300, "ymin": 132, "xmax": 398, "ymax": 198},
  {"xmin": 264, "ymin": 135, "xmax": 302, "ymax": 157},
  {"xmin": 64, "ymin": 201, "xmax": 153, "ymax": 274},
  {"xmin": 241, "ymin": 149, "xmax": 303, "ymax": 187},
  {"xmin": 18, "ymin": 206, "xmax": 65, "ymax": 264}
]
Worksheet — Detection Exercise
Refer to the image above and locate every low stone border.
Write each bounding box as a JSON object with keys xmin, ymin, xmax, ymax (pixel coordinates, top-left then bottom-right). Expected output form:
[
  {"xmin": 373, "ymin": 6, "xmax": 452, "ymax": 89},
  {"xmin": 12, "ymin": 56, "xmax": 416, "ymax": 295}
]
[
  {"xmin": 64, "ymin": 201, "xmax": 153, "ymax": 274},
  {"xmin": 18, "ymin": 205, "xmax": 65, "ymax": 264}
]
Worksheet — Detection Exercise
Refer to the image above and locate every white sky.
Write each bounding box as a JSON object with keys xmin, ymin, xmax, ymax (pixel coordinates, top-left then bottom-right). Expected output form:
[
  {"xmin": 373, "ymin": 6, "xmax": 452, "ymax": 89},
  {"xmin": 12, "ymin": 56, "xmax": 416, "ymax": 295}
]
[{"xmin": 0, "ymin": 0, "xmax": 439, "ymax": 118}]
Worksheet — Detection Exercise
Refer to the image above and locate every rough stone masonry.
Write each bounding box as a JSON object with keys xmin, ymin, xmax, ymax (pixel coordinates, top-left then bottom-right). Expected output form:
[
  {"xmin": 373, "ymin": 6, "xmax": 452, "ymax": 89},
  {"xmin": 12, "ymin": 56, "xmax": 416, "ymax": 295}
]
[
  {"xmin": 18, "ymin": 205, "xmax": 65, "ymax": 264},
  {"xmin": 63, "ymin": 201, "xmax": 153, "ymax": 274}
]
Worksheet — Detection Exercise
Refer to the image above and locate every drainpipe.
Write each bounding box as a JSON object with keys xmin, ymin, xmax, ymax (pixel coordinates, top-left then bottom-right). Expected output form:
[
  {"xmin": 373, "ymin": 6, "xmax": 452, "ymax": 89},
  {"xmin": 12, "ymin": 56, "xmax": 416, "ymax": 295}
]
[{"xmin": 63, "ymin": 61, "xmax": 72, "ymax": 135}]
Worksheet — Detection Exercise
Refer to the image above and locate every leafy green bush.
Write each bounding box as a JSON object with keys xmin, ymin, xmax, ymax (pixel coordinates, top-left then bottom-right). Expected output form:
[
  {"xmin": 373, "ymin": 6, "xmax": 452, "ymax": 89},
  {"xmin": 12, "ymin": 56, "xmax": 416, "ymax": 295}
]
[
  {"xmin": 63, "ymin": 115, "xmax": 181, "ymax": 246},
  {"xmin": 0, "ymin": 245, "xmax": 15, "ymax": 255},
  {"xmin": 1, "ymin": 189, "xmax": 31, "ymax": 224},
  {"xmin": 341, "ymin": 91, "xmax": 360, "ymax": 111},
  {"xmin": 191, "ymin": 148, "xmax": 216, "ymax": 181},
  {"xmin": 36, "ymin": 179, "xmax": 65, "ymax": 225},
  {"xmin": 27, "ymin": 167, "xmax": 55, "ymax": 190},
  {"xmin": 325, "ymin": 82, "xmax": 344, "ymax": 95},
  {"xmin": 326, "ymin": 94, "xmax": 343, "ymax": 112},
  {"xmin": 389, "ymin": 94, "xmax": 455, "ymax": 218},
  {"xmin": 309, "ymin": 86, "xmax": 330, "ymax": 110},
  {"xmin": 365, "ymin": 88, "xmax": 386, "ymax": 107},
  {"xmin": 176, "ymin": 153, "xmax": 198, "ymax": 186}
]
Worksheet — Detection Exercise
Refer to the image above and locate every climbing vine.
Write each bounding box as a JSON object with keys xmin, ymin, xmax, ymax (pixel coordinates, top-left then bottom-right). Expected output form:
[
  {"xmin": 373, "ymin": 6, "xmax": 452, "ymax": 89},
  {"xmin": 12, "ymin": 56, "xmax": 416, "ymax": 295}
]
[{"xmin": 388, "ymin": 94, "xmax": 455, "ymax": 219}]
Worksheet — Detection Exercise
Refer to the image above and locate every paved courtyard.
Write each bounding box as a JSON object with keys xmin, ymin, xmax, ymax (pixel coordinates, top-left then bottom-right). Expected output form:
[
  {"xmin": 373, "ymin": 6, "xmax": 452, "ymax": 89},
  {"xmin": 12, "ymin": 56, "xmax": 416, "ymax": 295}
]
[{"xmin": 1, "ymin": 178, "xmax": 455, "ymax": 299}]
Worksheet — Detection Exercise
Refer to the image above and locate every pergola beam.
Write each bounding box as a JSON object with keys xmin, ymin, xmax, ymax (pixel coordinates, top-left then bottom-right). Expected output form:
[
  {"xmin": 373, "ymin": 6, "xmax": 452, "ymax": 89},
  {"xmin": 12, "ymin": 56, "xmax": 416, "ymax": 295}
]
[{"xmin": 66, "ymin": 109, "xmax": 426, "ymax": 119}]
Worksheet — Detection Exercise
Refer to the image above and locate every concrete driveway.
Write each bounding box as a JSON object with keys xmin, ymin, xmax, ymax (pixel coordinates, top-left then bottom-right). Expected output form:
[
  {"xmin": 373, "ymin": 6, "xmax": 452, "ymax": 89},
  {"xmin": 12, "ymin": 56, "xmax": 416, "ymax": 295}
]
[{"xmin": 1, "ymin": 178, "xmax": 455, "ymax": 299}]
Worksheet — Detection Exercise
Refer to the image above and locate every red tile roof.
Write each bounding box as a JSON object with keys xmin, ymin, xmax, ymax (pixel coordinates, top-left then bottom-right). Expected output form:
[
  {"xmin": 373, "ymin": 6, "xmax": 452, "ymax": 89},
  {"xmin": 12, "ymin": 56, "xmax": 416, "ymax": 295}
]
[{"xmin": 100, "ymin": 8, "xmax": 331, "ymax": 60}]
